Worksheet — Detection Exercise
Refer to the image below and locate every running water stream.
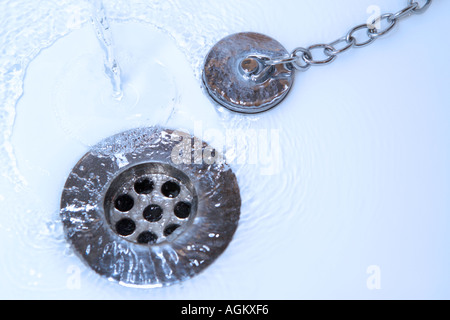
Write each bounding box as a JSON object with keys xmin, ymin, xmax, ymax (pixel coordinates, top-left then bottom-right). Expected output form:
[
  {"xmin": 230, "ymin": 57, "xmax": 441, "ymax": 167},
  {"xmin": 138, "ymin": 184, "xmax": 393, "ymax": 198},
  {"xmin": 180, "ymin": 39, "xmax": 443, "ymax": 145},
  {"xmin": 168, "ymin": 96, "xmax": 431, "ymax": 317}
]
[{"xmin": 89, "ymin": 0, "xmax": 123, "ymax": 100}]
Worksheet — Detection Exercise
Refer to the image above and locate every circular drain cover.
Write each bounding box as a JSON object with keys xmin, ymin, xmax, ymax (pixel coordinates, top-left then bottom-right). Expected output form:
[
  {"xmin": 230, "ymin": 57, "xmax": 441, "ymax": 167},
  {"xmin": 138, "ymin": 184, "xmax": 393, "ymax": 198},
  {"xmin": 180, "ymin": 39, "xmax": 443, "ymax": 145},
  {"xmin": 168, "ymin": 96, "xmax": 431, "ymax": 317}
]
[
  {"xmin": 60, "ymin": 127, "xmax": 241, "ymax": 287},
  {"xmin": 203, "ymin": 32, "xmax": 295, "ymax": 114}
]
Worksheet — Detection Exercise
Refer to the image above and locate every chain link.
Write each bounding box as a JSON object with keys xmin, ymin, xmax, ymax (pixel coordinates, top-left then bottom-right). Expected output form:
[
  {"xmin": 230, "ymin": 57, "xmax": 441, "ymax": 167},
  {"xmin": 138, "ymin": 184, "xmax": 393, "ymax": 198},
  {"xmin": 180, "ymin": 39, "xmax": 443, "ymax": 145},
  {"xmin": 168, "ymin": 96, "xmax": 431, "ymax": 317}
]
[{"xmin": 266, "ymin": 0, "xmax": 433, "ymax": 71}]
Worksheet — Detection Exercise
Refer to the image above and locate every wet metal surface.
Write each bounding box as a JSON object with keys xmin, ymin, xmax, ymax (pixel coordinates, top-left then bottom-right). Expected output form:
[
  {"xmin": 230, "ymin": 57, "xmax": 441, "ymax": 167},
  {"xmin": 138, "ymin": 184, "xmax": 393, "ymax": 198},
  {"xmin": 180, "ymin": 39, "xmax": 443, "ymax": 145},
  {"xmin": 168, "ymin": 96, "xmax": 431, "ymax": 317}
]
[
  {"xmin": 60, "ymin": 127, "xmax": 241, "ymax": 287},
  {"xmin": 203, "ymin": 32, "xmax": 295, "ymax": 114}
]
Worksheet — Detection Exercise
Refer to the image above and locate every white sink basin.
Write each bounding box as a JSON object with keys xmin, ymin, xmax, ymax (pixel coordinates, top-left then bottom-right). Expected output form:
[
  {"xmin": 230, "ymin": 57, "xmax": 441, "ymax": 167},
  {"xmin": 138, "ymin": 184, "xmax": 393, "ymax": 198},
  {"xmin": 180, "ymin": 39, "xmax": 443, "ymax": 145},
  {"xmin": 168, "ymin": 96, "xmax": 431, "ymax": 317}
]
[{"xmin": 1, "ymin": 0, "xmax": 449, "ymax": 299}]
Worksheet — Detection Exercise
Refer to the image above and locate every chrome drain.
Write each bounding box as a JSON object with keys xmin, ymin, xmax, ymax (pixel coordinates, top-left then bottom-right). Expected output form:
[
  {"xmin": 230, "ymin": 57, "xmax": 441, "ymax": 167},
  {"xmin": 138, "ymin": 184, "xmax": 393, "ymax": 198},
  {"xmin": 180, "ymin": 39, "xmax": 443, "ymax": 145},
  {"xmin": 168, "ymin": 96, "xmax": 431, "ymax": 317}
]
[
  {"xmin": 60, "ymin": 127, "xmax": 241, "ymax": 287},
  {"xmin": 104, "ymin": 163, "xmax": 198, "ymax": 245}
]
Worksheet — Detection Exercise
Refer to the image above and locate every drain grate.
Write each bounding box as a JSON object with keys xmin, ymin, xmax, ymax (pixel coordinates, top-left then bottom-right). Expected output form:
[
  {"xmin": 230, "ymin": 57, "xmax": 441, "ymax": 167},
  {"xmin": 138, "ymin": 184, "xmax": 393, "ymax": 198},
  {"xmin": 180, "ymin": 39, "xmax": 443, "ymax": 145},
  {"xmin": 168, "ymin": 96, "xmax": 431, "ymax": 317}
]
[
  {"xmin": 60, "ymin": 127, "xmax": 241, "ymax": 288},
  {"xmin": 104, "ymin": 163, "xmax": 197, "ymax": 245}
]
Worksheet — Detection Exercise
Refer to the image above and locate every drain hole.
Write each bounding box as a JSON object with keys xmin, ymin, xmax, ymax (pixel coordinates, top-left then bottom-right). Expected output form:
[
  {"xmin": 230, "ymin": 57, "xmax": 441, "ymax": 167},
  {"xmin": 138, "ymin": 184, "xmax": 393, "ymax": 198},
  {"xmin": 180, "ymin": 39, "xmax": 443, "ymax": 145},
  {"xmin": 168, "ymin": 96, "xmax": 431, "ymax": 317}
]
[
  {"xmin": 114, "ymin": 194, "xmax": 134, "ymax": 212},
  {"xmin": 161, "ymin": 181, "xmax": 180, "ymax": 198},
  {"xmin": 174, "ymin": 202, "xmax": 191, "ymax": 219},
  {"xmin": 143, "ymin": 204, "xmax": 163, "ymax": 222},
  {"xmin": 134, "ymin": 178, "xmax": 154, "ymax": 195},
  {"xmin": 164, "ymin": 224, "xmax": 180, "ymax": 237},
  {"xmin": 137, "ymin": 231, "xmax": 158, "ymax": 244},
  {"xmin": 116, "ymin": 218, "xmax": 136, "ymax": 236}
]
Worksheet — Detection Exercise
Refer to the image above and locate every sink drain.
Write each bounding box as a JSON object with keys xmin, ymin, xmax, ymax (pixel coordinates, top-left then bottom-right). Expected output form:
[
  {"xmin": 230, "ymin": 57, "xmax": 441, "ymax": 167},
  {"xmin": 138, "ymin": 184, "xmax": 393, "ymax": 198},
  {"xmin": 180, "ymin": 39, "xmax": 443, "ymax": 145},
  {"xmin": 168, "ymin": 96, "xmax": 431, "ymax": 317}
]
[
  {"xmin": 104, "ymin": 163, "xmax": 197, "ymax": 245},
  {"xmin": 60, "ymin": 127, "xmax": 241, "ymax": 287}
]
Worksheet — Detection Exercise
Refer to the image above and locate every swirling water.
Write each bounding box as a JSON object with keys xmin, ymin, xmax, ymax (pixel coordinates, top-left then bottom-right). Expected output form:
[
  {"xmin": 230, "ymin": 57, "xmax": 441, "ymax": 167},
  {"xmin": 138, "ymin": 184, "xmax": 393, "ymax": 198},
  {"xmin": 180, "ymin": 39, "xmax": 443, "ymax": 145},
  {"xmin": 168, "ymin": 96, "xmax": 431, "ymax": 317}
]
[
  {"xmin": 1, "ymin": 0, "xmax": 449, "ymax": 299},
  {"xmin": 1, "ymin": 0, "xmax": 312, "ymax": 298}
]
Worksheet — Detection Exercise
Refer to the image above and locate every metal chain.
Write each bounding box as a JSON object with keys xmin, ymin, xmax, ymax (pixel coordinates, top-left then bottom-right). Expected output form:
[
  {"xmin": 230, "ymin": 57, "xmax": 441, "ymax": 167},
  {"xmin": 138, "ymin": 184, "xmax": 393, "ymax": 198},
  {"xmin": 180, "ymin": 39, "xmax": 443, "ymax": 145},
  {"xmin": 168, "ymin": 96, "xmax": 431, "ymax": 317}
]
[{"xmin": 265, "ymin": 0, "xmax": 433, "ymax": 71}]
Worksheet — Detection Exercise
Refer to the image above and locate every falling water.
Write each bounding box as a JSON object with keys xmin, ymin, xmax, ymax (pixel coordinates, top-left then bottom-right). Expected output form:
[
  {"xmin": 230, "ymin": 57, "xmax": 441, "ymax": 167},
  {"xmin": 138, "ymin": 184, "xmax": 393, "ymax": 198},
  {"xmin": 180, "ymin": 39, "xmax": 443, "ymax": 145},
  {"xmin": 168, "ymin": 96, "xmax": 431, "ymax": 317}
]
[{"xmin": 89, "ymin": 0, "xmax": 123, "ymax": 100}]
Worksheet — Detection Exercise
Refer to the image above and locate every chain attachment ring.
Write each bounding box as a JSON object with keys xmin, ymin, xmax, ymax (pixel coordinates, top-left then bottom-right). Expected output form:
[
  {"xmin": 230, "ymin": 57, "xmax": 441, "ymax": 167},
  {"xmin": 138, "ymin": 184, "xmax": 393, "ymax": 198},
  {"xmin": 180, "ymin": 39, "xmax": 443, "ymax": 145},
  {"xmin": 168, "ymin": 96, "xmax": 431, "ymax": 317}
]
[
  {"xmin": 290, "ymin": 47, "xmax": 312, "ymax": 71},
  {"xmin": 264, "ymin": 54, "xmax": 299, "ymax": 66}
]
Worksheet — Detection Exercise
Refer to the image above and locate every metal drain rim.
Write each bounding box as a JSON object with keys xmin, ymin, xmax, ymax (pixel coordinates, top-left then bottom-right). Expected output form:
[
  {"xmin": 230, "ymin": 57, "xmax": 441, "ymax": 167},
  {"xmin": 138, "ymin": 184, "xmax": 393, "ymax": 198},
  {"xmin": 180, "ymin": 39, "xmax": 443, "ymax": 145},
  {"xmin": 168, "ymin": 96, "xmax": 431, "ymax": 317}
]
[{"xmin": 60, "ymin": 127, "xmax": 241, "ymax": 287}]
